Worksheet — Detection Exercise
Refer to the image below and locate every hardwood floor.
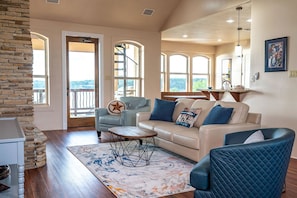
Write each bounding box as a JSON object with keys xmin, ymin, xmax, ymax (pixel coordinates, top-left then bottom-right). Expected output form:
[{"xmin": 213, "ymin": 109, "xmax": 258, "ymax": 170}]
[{"xmin": 23, "ymin": 129, "xmax": 297, "ymax": 198}]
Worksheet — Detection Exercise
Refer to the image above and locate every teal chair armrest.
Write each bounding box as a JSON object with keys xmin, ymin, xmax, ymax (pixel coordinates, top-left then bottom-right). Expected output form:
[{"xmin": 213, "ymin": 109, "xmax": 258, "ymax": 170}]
[
  {"xmin": 95, "ymin": 108, "xmax": 109, "ymax": 131},
  {"xmin": 95, "ymin": 108, "xmax": 108, "ymax": 116},
  {"xmin": 121, "ymin": 106, "xmax": 150, "ymax": 126},
  {"xmin": 190, "ymin": 154, "xmax": 210, "ymax": 190}
]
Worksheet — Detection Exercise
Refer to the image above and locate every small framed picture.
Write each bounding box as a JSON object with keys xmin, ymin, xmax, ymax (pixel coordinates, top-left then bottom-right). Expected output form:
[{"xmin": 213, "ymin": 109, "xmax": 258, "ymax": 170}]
[{"xmin": 265, "ymin": 37, "xmax": 288, "ymax": 72}]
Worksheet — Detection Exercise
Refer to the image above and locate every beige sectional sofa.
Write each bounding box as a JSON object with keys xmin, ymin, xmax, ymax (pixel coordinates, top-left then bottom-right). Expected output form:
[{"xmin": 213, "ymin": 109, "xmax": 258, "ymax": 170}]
[{"xmin": 136, "ymin": 99, "xmax": 261, "ymax": 162}]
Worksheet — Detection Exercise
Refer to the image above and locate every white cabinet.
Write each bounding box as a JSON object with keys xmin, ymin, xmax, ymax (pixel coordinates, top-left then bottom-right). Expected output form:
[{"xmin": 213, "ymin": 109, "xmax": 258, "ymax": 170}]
[{"xmin": 0, "ymin": 118, "xmax": 25, "ymax": 198}]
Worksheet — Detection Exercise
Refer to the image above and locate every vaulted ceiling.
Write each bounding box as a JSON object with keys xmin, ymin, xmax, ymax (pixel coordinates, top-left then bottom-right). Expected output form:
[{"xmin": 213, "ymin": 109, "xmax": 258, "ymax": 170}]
[{"xmin": 30, "ymin": 0, "xmax": 251, "ymax": 46}]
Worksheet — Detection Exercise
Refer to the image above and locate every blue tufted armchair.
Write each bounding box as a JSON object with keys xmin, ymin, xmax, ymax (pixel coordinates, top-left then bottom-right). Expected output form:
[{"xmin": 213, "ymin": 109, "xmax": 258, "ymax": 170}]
[
  {"xmin": 95, "ymin": 96, "xmax": 150, "ymax": 137},
  {"xmin": 190, "ymin": 128, "xmax": 295, "ymax": 198}
]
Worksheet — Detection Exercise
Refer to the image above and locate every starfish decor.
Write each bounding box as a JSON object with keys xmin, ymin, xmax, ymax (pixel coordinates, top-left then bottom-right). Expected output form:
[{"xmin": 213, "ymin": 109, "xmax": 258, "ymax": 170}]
[{"xmin": 108, "ymin": 100, "xmax": 125, "ymax": 114}]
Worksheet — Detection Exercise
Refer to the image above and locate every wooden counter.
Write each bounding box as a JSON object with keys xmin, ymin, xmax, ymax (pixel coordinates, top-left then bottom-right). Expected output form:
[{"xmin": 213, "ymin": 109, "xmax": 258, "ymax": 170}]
[{"xmin": 161, "ymin": 92, "xmax": 208, "ymax": 101}]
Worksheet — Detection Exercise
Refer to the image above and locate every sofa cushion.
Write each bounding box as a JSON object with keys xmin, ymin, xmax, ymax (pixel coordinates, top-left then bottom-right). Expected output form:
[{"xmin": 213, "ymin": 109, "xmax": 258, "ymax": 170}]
[
  {"xmin": 202, "ymin": 105, "xmax": 233, "ymax": 125},
  {"xmin": 172, "ymin": 98, "xmax": 196, "ymax": 121},
  {"xmin": 190, "ymin": 100, "xmax": 216, "ymax": 127},
  {"xmin": 153, "ymin": 123, "xmax": 199, "ymax": 148},
  {"xmin": 172, "ymin": 128, "xmax": 200, "ymax": 149},
  {"xmin": 150, "ymin": 98, "xmax": 177, "ymax": 122},
  {"xmin": 138, "ymin": 120, "xmax": 162, "ymax": 131},
  {"xmin": 215, "ymin": 101, "xmax": 249, "ymax": 124},
  {"xmin": 176, "ymin": 108, "xmax": 202, "ymax": 128}
]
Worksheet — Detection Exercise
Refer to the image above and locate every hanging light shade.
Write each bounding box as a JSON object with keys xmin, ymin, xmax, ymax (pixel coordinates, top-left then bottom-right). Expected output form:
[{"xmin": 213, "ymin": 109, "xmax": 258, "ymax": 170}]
[
  {"xmin": 235, "ymin": 6, "xmax": 243, "ymax": 57},
  {"xmin": 235, "ymin": 44, "xmax": 242, "ymax": 56}
]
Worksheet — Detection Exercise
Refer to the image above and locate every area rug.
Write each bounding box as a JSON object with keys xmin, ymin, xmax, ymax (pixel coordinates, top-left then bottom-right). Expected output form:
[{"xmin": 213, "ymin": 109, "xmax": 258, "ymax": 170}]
[{"xmin": 67, "ymin": 142, "xmax": 195, "ymax": 198}]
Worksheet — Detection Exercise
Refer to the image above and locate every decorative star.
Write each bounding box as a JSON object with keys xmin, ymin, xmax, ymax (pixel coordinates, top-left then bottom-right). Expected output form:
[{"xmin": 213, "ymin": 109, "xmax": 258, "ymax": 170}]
[{"xmin": 111, "ymin": 101, "xmax": 124, "ymax": 113}]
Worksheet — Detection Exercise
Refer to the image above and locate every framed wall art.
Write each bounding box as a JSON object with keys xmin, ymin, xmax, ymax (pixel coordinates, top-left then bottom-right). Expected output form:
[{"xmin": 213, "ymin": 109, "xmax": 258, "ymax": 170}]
[{"xmin": 265, "ymin": 37, "xmax": 288, "ymax": 72}]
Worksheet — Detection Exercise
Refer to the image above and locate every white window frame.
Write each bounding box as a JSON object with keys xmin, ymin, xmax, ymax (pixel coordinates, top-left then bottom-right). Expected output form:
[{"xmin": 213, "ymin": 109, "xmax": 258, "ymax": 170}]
[
  {"xmin": 113, "ymin": 42, "xmax": 143, "ymax": 99},
  {"xmin": 191, "ymin": 55, "xmax": 210, "ymax": 91},
  {"xmin": 162, "ymin": 53, "xmax": 210, "ymax": 92},
  {"xmin": 31, "ymin": 32, "xmax": 49, "ymax": 106}
]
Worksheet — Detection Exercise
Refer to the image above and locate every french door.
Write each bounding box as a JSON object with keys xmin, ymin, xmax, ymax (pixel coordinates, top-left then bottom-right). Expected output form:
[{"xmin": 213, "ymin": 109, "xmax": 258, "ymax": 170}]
[{"xmin": 66, "ymin": 36, "xmax": 99, "ymax": 128}]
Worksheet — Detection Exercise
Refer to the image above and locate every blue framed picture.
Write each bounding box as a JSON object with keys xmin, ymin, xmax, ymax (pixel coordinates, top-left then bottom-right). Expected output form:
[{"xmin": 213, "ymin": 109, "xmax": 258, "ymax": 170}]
[{"xmin": 265, "ymin": 37, "xmax": 288, "ymax": 72}]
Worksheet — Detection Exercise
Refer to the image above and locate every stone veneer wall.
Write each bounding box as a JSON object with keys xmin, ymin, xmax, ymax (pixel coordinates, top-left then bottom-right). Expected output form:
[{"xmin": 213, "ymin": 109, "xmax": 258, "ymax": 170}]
[{"xmin": 0, "ymin": 0, "xmax": 47, "ymax": 169}]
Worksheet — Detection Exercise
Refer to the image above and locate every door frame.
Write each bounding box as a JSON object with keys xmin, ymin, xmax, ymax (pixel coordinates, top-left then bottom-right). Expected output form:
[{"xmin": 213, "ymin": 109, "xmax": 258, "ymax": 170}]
[{"xmin": 62, "ymin": 31, "xmax": 104, "ymax": 129}]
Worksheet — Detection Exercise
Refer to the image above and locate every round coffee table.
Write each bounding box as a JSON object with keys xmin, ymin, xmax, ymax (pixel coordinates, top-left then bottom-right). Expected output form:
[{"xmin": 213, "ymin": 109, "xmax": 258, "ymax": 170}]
[{"xmin": 108, "ymin": 126, "xmax": 157, "ymax": 167}]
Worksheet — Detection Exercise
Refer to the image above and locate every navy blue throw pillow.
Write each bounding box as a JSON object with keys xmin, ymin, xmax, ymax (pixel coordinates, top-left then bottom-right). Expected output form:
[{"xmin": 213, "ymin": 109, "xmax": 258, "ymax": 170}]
[
  {"xmin": 149, "ymin": 98, "xmax": 177, "ymax": 122},
  {"xmin": 202, "ymin": 105, "xmax": 233, "ymax": 125}
]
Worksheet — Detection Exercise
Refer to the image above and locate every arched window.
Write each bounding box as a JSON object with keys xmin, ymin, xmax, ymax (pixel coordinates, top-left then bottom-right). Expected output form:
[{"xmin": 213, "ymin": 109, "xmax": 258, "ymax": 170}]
[
  {"xmin": 113, "ymin": 42, "xmax": 143, "ymax": 99},
  {"xmin": 161, "ymin": 54, "xmax": 210, "ymax": 92},
  {"xmin": 191, "ymin": 56, "xmax": 210, "ymax": 91},
  {"xmin": 31, "ymin": 32, "xmax": 49, "ymax": 105}
]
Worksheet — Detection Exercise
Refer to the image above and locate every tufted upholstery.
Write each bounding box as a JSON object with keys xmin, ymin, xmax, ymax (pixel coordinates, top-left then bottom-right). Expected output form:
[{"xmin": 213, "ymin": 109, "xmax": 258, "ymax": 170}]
[
  {"xmin": 190, "ymin": 128, "xmax": 295, "ymax": 198},
  {"xmin": 95, "ymin": 97, "xmax": 150, "ymax": 137}
]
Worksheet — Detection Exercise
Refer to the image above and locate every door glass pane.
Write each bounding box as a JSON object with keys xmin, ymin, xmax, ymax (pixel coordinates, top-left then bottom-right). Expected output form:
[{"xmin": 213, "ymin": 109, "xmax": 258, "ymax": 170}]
[{"xmin": 68, "ymin": 42, "xmax": 95, "ymax": 118}]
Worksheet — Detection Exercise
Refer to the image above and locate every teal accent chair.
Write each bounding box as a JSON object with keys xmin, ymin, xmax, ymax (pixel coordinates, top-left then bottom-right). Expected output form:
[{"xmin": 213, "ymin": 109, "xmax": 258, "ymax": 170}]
[
  {"xmin": 95, "ymin": 97, "xmax": 151, "ymax": 137},
  {"xmin": 190, "ymin": 128, "xmax": 295, "ymax": 198}
]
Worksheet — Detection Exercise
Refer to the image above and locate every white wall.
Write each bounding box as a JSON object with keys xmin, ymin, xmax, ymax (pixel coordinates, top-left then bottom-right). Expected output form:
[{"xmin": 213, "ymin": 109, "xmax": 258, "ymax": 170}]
[
  {"xmin": 245, "ymin": 0, "xmax": 297, "ymax": 158},
  {"xmin": 31, "ymin": 19, "xmax": 161, "ymax": 131}
]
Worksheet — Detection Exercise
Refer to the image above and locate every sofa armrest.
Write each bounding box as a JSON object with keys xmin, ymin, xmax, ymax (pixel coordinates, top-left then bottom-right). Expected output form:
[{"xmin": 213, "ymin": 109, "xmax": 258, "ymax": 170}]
[
  {"xmin": 136, "ymin": 112, "xmax": 152, "ymax": 126},
  {"xmin": 198, "ymin": 123, "xmax": 261, "ymax": 160},
  {"xmin": 246, "ymin": 113, "xmax": 261, "ymax": 124}
]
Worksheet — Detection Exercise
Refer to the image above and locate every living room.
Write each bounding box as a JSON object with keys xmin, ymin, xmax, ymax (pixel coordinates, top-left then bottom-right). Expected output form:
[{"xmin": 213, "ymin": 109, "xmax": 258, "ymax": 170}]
[
  {"xmin": 1, "ymin": 0, "xmax": 297, "ymax": 197},
  {"xmin": 29, "ymin": 0, "xmax": 297, "ymax": 158}
]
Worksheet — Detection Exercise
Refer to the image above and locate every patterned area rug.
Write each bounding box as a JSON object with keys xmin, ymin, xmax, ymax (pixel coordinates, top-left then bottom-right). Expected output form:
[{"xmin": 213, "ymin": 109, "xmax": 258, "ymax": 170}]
[{"xmin": 67, "ymin": 142, "xmax": 195, "ymax": 198}]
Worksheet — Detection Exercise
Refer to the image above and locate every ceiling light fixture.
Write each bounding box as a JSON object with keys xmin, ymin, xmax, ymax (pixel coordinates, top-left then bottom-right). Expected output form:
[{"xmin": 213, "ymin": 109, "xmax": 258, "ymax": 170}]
[
  {"xmin": 226, "ymin": 19, "xmax": 234, "ymax": 23},
  {"xmin": 235, "ymin": 6, "xmax": 243, "ymax": 57}
]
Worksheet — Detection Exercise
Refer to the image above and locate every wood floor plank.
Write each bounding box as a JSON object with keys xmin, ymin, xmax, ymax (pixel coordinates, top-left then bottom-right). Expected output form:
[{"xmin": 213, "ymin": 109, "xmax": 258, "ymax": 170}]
[{"xmin": 23, "ymin": 129, "xmax": 297, "ymax": 198}]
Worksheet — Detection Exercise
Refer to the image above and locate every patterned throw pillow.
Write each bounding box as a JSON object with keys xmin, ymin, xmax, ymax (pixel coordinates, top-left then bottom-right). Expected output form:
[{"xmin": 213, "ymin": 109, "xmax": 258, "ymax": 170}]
[
  {"xmin": 176, "ymin": 108, "xmax": 202, "ymax": 128},
  {"xmin": 107, "ymin": 100, "xmax": 126, "ymax": 115}
]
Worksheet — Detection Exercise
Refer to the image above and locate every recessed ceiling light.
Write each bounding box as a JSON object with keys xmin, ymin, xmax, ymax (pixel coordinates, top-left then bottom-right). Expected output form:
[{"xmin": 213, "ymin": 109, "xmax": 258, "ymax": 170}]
[
  {"xmin": 247, "ymin": 19, "xmax": 252, "ymax": 23},
  {"xmin": 217, "ymin": 39, "xmax": 222, "ymax": 42},
  {"xmin": 226, "ymin": 19, "xmax": 234, "ymax": 23},
  {"xmin": 182, "ymin": 34, "xmax": 188, "ymax": 38}
]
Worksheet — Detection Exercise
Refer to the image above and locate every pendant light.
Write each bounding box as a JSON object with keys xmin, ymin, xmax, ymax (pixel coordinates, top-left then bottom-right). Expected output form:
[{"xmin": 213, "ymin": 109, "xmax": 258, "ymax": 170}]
[{"xmin": 235, "ymin": 6, "xmax": 243, "ymax": 57}]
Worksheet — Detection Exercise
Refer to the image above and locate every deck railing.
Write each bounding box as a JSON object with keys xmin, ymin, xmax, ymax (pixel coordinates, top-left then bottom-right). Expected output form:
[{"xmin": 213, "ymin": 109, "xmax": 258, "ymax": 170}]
[{"xmin": 33, "ymin": 89, "xmax": 95, "ymax": 117}]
